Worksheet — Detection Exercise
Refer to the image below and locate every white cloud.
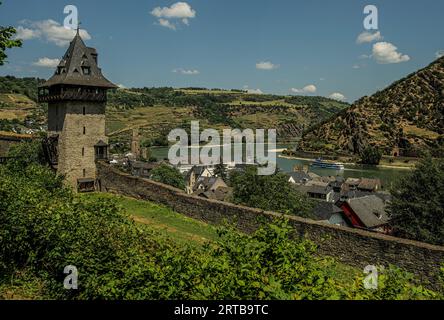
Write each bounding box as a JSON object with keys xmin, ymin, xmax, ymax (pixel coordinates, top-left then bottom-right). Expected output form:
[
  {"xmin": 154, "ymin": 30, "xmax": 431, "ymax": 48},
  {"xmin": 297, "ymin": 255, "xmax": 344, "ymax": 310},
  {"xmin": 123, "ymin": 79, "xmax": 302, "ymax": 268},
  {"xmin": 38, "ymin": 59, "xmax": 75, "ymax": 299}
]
[
  {"xmin": 329, "ymin": 92, "xmax": 346, "ymax": 101},
  {"xmin": 173, "ymin": 68, "xmax": 200, "ymax": 75},
  {"xmin": 14, "ymin": 26, "xmax": 40, "ymax": 40},
  {"xmin": 256, "ymin": 61, "xmax": 279, "ymax": 70},
  {"xmin": 117, "ymin": 84, "xmax": 127, "ymax": 89},
  {"xmin": 372, "ymin": 42, "xmax": 410, "ymax": 64},
  {"xmin": 291, "ymin": 84, "xmax": 317, "ymax": 94},
  {"xmin": 158, "ymin": 19, "xmax": 177, "ymax": 30},
  {"xmin": 32, "ymin": 57, "xmax": 60, "ymax": 68},
  {"xmin": 356, "ymin": 31, "xmax": 383, "ymax": 44},
  {"xmin": 359, "ymin": 54, "xmax": 371, "ymax": 59},
  {"xmin": 436, "ymin": 50, "xmax": 444, "ymax": 58},
  {"xmin": 151, "ymin": 2, "xmax": 196, "ymax": 30},
  {"xmin": 15, "ymin": 19, "xmax": 91, "ymax": 47},
  {"xmin": 352, "ymin": 65, "xmax": 361, "ymax": 69}
]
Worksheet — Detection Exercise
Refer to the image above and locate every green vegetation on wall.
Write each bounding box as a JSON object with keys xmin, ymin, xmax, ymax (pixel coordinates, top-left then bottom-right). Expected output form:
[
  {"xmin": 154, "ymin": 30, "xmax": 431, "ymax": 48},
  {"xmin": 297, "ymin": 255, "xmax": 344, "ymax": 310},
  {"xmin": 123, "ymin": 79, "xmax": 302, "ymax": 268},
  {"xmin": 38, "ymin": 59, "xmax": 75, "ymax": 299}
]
[
  {"xmin": 229, "ymin": 166, "xmax": 315, "ymax": 219},
  {"xmin": 388, "ymin": 156, "xmax": 444, "ymax": 246}
]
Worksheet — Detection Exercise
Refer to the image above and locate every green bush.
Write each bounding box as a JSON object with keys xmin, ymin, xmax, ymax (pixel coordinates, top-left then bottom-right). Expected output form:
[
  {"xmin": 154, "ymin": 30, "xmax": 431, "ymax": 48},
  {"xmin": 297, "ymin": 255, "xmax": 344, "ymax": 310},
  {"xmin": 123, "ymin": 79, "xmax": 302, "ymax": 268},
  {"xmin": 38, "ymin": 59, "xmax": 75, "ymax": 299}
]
[
  {"xmin": 150, "ymin": 164, "xmax": 185, "ymax": 189},
  {"xmin": 360, "ymin": 146, "xmax": 382, "ymax": 165},
  {"xmin": 230, "ymin": 166, "xmax": 315, "ymax": 218},
  {"xmin": 388, "ymin": 156, "xmax": 444, "ymax": 245}
]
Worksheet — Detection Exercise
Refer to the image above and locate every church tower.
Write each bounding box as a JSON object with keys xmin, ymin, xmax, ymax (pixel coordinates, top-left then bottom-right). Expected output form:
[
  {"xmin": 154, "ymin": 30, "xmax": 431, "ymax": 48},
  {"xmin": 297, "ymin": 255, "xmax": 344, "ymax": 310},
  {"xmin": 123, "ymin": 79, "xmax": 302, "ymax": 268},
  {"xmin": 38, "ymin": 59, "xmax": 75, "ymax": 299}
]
[{"xmin": 38, "ymin": 30, "xmax": 117, "ymax": 191}]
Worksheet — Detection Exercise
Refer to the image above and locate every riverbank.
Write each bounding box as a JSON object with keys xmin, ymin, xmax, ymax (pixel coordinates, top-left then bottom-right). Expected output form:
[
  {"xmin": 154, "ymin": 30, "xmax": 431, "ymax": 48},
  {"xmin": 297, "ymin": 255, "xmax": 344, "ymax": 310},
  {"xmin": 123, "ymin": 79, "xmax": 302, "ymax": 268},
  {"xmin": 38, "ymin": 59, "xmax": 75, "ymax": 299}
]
[{"xmin": 278, "ymin": 154, "xmax": 416, "ymax": 170}]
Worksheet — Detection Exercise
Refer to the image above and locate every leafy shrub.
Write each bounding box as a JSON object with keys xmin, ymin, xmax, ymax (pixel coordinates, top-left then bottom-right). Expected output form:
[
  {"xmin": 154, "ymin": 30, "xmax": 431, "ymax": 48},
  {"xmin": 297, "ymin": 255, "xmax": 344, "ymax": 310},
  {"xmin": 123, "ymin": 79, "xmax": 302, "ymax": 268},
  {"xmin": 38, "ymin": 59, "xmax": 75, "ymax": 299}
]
[
  {"xmin": 360, "ymin": 146, "xmax": 382, "ymax": 165},
  {"xmin": 150, "ymin": 164, "xmax": 185, "ymax": 189},
  {"xmin": 388, "ymin": 156, "xmax": 444, "ymax": 245},
  {"xmin": 230, "ymin": 166, "xmax": 315, "ymax": 218}
]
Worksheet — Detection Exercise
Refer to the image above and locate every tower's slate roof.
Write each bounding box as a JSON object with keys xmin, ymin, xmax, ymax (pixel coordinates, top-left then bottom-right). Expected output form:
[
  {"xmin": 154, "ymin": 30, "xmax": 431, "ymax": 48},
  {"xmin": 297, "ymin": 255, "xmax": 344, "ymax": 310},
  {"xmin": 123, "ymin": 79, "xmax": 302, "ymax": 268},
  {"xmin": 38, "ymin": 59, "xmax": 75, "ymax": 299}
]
[{"xmin": 40, "ymin": 31, "xmax": 117, "ymax": 89}]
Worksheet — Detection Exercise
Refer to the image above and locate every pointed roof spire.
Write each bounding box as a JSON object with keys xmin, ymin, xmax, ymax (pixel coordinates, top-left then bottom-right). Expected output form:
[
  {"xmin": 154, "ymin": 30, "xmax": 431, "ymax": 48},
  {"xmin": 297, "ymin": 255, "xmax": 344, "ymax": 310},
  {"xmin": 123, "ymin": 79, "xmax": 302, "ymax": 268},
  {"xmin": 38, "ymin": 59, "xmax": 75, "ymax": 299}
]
[
  {"xmin": 76, "ymin": 21, "xmax": 81, "ymax": 36},
  {"xmin": 40, "ymin": 27, "xmax": 117, "ymax": 89}
]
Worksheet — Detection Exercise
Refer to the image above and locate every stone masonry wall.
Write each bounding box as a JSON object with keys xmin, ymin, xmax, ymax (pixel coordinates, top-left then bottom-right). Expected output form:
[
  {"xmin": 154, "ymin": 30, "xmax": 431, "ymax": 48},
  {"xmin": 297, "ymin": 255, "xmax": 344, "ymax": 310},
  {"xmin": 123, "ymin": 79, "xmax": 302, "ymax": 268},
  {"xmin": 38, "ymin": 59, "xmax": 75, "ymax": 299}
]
[
  {"xmin": 0, "ymin": 134, "xmax": 32, "ymax": 157},
  {"xmin": 97, "ymin": 161, "xmax": 444, "ymax": 288},
  {"xmin": 54, "ymin": 101, "xmax": 107, "ymax": 189}
]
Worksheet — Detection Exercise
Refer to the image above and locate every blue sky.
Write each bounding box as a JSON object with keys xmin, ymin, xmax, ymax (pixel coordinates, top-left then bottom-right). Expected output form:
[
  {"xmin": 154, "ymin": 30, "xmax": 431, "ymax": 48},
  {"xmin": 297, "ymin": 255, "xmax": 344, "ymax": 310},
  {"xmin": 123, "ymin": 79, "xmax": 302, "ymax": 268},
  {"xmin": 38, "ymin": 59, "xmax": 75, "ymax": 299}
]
[{"xmin": 1, "ymin": 0, "xmax": 443, "ymax": 102}]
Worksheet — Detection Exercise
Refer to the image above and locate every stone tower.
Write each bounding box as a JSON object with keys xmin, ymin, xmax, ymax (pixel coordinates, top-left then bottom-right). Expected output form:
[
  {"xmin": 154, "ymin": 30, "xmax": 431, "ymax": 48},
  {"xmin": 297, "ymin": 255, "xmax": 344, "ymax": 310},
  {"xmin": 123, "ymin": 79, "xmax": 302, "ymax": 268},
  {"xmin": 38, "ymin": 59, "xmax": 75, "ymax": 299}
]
[{"xmin": 38, "ymin": 30, "xmax": 117, "ymax": 191}]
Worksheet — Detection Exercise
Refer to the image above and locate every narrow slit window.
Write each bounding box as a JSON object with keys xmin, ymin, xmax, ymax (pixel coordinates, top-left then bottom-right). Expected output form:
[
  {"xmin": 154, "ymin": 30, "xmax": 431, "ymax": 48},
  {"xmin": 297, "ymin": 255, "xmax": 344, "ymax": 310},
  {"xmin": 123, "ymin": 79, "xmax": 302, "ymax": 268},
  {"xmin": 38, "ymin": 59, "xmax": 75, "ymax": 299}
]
[
  {"xmin": 83, "ymin": 107, "xmax": 86, "ymax": 115},
  {"xmin": 83, "ymin": 127, "xmax": 86, "ymax": 135}
]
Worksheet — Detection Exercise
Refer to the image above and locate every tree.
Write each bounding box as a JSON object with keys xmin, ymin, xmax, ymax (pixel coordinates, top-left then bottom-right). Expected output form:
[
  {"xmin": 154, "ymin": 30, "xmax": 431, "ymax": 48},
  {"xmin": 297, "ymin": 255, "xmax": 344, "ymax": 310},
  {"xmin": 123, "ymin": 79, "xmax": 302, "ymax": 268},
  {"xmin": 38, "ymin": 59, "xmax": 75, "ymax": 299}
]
[
  {"xmin": 360, "ymin": 146, "xmax": 382, "ymax": 165},
  {"xmin": 7, "ymin": 138, "xmax": 46, "ymax": 172},
  {"xmin": 388, "ymin": 156, "xmax": 444, "ymax": 245},
  {"xmin": 230, "ymin": 166, "xmax": 315, "ymax": 218},
  {"xmin": 213, "ymin": 162, "xmax": 227, "ymax": 180},
  {"xmin": 150, "ymin": 164, "xmax": 185, "ymax": 189},
  {"xmin": 0, "ymin": 2, "xmax": 22, "ymax": 66}
]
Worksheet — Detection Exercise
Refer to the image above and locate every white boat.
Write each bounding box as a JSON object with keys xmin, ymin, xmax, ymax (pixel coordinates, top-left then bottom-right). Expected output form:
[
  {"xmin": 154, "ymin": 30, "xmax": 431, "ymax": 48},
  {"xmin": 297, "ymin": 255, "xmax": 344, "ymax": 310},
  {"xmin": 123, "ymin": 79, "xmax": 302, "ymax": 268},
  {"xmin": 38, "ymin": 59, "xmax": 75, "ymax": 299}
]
[{"xmin": 310, "ymin": 158, "xmax": 345, "ymax": 170}]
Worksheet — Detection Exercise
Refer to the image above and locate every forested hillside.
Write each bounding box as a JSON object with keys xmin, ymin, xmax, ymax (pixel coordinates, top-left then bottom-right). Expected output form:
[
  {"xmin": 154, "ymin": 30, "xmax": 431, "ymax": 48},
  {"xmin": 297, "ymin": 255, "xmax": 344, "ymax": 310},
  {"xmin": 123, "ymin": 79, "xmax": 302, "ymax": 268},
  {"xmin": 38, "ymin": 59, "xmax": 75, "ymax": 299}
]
[
  {"xmin": 298, "ymin": 57, "xmax": 444, "ymax": 157},
  {"xmin": 0, "ymin": 76, "xmax": 349, "ymax": 143}
]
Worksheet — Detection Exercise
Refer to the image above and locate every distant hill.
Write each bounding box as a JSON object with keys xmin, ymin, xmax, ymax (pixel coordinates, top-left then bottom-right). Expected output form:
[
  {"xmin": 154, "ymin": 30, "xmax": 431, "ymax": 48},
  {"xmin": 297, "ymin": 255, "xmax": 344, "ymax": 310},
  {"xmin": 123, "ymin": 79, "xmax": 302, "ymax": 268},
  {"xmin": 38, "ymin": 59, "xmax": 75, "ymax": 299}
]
[
  {"xmin": 106, "ymin": 87, "xmax": 349, "ymax": 146},
  {"xmin": 0, "ymin": 76, "xmax": 45, "ymax": 101},
  {"xmin": 0, "ymin": 76, "xmax": 349, "ymax": 143},
  {"xmin": 298, "ymin": 57, "xmax": 444, "ymax": 157}
]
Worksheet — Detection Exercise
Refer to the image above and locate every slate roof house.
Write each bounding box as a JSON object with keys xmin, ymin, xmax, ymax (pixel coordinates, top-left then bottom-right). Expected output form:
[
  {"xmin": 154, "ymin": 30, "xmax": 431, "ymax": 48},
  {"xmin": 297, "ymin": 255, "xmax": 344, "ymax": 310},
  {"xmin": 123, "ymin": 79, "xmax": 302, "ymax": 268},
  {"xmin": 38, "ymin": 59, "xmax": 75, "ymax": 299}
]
[
  {"xmin": 193, "ymin": 176, "xmax": 231, "ymax": 201},
  {"xmin": 185, "ymin": 165, "xmax": 213, "ymax": 194},
  {"xmin": 340, "ymin": 195, "xmax": 391, "ymax": 234},
  {"xmin": 312, "ymin": 202, "xmax": 349, "ymax": 227},
  {"xmin": 294, "ymin": 183, "xmax": 334, "ymax": 202},
  {"xmin": 287, "ymin": 171, "xmax": 312, "ymax": 184},
  {"xmin": 357, "ymin": 178, "xmax": 382, "ymax": 192}
]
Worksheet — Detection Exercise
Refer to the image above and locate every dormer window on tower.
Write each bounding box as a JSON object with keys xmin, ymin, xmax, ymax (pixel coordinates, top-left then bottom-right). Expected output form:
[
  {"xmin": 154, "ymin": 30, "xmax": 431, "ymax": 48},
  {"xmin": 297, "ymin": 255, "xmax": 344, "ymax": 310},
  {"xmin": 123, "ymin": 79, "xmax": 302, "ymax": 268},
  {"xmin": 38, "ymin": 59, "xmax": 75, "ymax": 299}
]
[
  {"xmin": 91, "ymin": 53, "xmax": 98, "ymax": 64},
  {"xmin": 82, "ymin": 66, "xmax": 91, "ymax": 75},
  {"xmin": 56, "ymin": 67, "xmax": 66, "ymax": 75}
]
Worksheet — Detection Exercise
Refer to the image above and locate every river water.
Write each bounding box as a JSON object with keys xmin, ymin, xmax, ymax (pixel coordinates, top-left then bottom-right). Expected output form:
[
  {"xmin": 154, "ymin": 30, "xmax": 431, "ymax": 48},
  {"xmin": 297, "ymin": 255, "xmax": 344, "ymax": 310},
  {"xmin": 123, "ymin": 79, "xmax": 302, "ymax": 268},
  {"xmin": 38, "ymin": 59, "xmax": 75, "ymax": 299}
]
[{"xmin": 149, "ymin": 143, "xmax": 411, "ymax": 188}]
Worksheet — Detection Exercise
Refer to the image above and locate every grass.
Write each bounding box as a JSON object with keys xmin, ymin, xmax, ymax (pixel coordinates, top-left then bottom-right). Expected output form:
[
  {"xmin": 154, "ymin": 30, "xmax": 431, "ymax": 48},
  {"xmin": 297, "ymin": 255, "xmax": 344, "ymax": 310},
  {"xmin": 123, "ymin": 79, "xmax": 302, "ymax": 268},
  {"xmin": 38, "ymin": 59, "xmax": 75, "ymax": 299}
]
[
  {"xmin": 81, "ymin": 192, "xmax": 362, "ymax": 284},
  {"xmin": 81, "ymin": 192, "xmax": 220, "ymax": 246}
]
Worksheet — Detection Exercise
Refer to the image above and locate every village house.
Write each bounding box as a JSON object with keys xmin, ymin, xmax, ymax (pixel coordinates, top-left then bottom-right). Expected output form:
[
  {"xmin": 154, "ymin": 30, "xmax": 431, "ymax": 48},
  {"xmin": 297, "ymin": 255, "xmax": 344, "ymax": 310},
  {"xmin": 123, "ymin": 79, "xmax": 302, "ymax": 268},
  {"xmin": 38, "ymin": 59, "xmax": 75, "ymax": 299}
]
[
  {"xmin": 340, "ymin": 195, "xmax": 391, "ymax": 234},
  {"xmin": 293, "ymin": 182, "xmax": 334, "ymax": 202},
  {"xmin": 345, "ymin": 178, "xmax": 361, "ymax": 191},
  {"xmin": 129, "ymin": 160, "xmax": 159, "ymax": 178},
  {"xmin": 357, "ymin": 178, "xmax": 382, "ymax": 192},
  {"xmin": 192, "ymin": 175, "xmax": 231, "ymax": 202},
  {"xmin": 287, "ymin": 171, "xmax": 312, "ymax": 184},
  {"xmin": 312, "ymin": 202, "xmax": 349, "ymax": 227},
  {"xmin": 328, "ymin": 176, "xmax": 345, "ymax": 193},
  {"xmin": 185, "ymin": 165, "xmax": 213, "ymax": 194},
  {"xmin": 194, "ymin": 176, "xmax": 228, "ymax": 192}
]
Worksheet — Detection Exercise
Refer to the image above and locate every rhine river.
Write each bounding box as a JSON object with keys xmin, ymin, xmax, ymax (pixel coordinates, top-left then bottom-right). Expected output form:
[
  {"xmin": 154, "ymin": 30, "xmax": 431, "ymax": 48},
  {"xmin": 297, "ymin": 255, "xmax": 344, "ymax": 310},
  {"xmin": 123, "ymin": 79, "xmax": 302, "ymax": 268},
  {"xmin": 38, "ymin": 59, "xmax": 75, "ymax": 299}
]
[{"xmin": 149, "ymin": 143, "xmax": 411, "ymax": 188}]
